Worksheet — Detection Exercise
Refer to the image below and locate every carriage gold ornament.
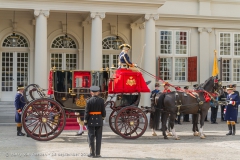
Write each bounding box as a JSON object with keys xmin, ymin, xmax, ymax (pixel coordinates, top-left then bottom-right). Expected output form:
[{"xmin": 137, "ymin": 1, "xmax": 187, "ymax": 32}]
[
  {"xmin": 126, "ymin": 76, "xmax": 136, "ymax": 86},
  {"xmin": 76, "ymin": 95, "xmax": 86, "ymax": 108}
]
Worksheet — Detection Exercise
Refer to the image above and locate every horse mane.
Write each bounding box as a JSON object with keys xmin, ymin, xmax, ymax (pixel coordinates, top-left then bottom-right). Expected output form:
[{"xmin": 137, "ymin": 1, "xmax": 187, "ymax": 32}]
[{"xmin": 197, "ymin": 77, "xmax": 213, "ymax": 90}]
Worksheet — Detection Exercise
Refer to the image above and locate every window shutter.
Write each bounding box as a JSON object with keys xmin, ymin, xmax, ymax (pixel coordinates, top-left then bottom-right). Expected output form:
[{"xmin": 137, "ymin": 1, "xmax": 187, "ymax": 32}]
[{"xmin": 188, "ymin": 56, "xmax": 197, "ymax": 82}]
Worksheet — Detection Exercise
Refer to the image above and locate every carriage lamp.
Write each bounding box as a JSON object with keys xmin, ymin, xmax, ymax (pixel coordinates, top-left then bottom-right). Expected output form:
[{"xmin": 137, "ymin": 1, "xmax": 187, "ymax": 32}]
[
  {"xmin": 8, "ymin": 32, "xmax": 19, "ymax": 47},
  {"xmin": 113, "ymin": 15, "xmax": 123, "ymax": 49}
]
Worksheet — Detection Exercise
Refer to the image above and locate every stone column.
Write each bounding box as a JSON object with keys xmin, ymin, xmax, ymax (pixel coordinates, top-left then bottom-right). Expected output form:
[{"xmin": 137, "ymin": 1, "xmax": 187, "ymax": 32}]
[
  {"xmin": 142, "ymin": 14, "xmax": 159, "ymax": 106},
  {"xmin": 82, "ymin": 21, "xmax": 91, "ymax": 70},
  {"xmin": 34, "ymin": 10, "xmax": 49, "ymax": 88},
  {"xmin": 198, "ymin": 27, "xmax": 212, "ymax": 83},
  {"xmin": 90, "ymin": 12, "xmax": 105, "ymax": 70}
]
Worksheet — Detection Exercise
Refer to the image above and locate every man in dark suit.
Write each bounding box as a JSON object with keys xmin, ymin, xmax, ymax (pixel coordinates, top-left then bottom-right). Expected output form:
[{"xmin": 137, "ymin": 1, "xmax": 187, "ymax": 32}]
[
  {"xmin": 219, "ymin": 86, "xmax": 227, "ymax": 121},
  {"xmin": 183, "ymin": 86, "xmax": 190, "ymax": 122},
  {"xmin": 84, "ymin": 86, "xmax": 106, "ymax": 158},
  {"xmin": 15, "ymin": 84, "xmax": 26, "ymax": 136}
]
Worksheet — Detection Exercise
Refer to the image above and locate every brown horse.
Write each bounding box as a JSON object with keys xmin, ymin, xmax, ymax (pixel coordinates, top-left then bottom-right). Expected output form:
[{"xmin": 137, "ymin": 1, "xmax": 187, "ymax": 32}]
[{"xmin": 153, "ymin": 76, "xmax": 223, "ymax": 139}]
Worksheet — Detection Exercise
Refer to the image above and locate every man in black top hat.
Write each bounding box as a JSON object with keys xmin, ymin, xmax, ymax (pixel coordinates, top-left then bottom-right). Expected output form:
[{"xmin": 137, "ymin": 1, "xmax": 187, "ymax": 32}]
[
  {"xmin": 15, "ymin": 84, "xmax": 26, "ymax": 136},
  {"xmin": 183, "ymin": 86, "xmax": 190, "ymax": 122},
  {"xmin": 219, "ymin": 86, "xmax": 228, "ymax": 121},
  {"xmin": 84, "ymin": 86, "xmax": 106, "ymax": 158}
]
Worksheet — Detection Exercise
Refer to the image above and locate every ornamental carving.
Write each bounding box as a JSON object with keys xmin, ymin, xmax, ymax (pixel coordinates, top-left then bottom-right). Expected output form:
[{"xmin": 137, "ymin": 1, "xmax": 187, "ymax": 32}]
[
  {"xmin": 76, "ymin": 95, "xmax": 86, "ymax": 108},
  {"xmin": 126, "ymin": 76, "xmax": 136, "ymax": 86}
]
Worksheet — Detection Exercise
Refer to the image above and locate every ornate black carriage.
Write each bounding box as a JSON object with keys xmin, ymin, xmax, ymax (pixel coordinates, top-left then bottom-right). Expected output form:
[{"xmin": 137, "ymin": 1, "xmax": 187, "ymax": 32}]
[{"xmin": 21, "ymin": 68, "xmax": 150, "ymax": 141}]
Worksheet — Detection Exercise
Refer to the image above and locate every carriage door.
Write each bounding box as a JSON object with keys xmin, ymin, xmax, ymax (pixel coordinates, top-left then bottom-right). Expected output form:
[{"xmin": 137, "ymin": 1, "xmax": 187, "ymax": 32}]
[
  {"xmin": 1, "ymin": 52, "xmax": 28, "ymax": 101},
  {"xmin": 1, "ymin": 34, "xmax": 29, "ymax": 101}
]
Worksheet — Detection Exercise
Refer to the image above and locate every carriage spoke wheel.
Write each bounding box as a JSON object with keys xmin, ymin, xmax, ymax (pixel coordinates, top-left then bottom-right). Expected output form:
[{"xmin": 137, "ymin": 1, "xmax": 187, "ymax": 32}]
[
  {"xmin": 109, "ymin": 109, "xmax": 121, "ymax": 135},
  {"xmin": 23, "ymin": 84, "xmax": 46, "ymax": 103},
  {"xmin": 22, "ymin": 98, "xmax": 66, "ymax": 141},
  {"xmin": 115, "ymin": 106, "xmax": 148, "ymax": 139}
]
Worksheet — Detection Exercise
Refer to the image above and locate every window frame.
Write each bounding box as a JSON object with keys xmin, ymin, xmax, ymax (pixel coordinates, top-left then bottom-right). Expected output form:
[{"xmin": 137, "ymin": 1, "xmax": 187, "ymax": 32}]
[
  {"xmin": 216, "ymin": 30, "xmax": 240, "ymax": 83},
  {"xmin": 157, "ymin": 28, "xmax": 191, "ymax": 83}
]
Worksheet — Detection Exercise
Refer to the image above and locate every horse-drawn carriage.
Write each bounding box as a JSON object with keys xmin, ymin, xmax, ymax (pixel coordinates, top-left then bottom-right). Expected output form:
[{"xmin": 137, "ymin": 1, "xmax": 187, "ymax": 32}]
[{"xmin": 21, "ymin": 67, "xmax": 151, "ymax": 141}]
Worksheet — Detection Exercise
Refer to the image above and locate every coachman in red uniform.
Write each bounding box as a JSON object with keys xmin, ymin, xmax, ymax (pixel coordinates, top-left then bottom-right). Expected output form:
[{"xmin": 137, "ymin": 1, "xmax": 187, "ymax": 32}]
[{"xmin": 162, "ymin": 82, "xmax": 171, "ymax": 93}]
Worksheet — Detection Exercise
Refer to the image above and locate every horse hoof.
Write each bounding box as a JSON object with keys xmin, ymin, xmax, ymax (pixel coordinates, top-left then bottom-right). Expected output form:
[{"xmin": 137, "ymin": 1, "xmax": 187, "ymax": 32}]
[
  {"xmin": 200, "ymin": 135, "xmax": 206, "ymax": 139},
  {"xmin": 175, "ymin": 137, "xmax": 180, "ymax": 140},
  {"xmin": 193, "ymin": 132, "xmax": 199, "ymax": 136},
  {"xmin": 164, "ymin": 136, "xmax": 168, "ymax": 139},
  {"xmin": 167, "ymin": 132, "xmax": 172, "ymax": 136},
  {"xmin": 152, "ymin": 133, "xmax": 157, "ymax": 136}
]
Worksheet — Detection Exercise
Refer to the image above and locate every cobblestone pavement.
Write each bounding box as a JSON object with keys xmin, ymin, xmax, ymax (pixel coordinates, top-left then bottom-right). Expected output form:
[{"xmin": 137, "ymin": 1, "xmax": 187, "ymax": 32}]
[{"xmin": 0, "ymin": 121, "xmax": 240, "ymax": 160}]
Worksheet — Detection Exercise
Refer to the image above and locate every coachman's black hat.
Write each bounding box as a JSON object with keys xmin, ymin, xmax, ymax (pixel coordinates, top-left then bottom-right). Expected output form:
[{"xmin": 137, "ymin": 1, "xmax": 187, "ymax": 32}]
[
  {"xmin": 184, "ymin": 86, "xmax": 189, "ymax": 89},
  {"xmin": 193, "ymin": 84, "xmax": 198, "ymax": 88},
  {"xmin": 90, "ymin": 86, "xmax": 100, "ymax": 92},
  {"xmin": 119, "ymin": 44, "xmax": 131, "ymax": 50},
  {"xmin": 222, "ymin": 86, "xmax": 226, "ymax": 89},
  {"xmin": 17, "ymin": 84, "xmax": 24, "ymax": 91}
]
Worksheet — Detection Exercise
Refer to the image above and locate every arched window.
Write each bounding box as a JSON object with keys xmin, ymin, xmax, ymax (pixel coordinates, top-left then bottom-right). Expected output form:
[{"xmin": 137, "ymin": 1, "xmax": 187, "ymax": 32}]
[
  {"xmin": 50, "ymin": 35, "xmax": 78, "ymax": 70},
  {"xmin": 102, "ymin": 36, "xmax": 124, "ymax": 68},
  {"xmin": 1, "ymin": 33, "xmax": 29, "ymax": 100},
  {"xmin": 2, "ymin": 34, "xmax": 29, "ymax": 47},
  {"xmin": 51, "ymin": 35, "xmax": 77, "ymax": 49}
]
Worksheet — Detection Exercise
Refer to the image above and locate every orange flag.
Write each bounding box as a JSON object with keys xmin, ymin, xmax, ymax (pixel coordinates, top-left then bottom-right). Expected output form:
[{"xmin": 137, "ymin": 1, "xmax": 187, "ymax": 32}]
[{"xmin": 212, "ymin": 50, "xmax": 219, "ymax": 76}]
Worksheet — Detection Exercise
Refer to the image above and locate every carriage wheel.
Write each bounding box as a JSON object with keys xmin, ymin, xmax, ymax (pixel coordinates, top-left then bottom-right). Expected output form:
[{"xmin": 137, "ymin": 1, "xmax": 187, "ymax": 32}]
[
  {"xmin": 115, "ymin": 106, "xmax": 148, "ymax": 139},
  {"xmin": 109, "ymin": 110, "xmax": 119, "ymax": 135},
  {"xmin": 21, "ymin": 98, "xmax": 66, "ymax": 141},
  {"xmin": 23, "ymin": 84, "xmax": 46, "ymax": 103}
]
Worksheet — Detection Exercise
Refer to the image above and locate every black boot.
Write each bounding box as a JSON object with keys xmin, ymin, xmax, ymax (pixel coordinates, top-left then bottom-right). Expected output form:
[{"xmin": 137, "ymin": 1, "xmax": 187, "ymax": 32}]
[
  {"xmin": 88, "ymin": 144, "xmax": 95, "ymax": 158},
  {"xmin": 232, "ymin": 125, "xmax": 236, "ymax": 135},
  {"xmin": 226, "ymin": 124, "xmax": 232, "ymax": 135},
  {"xmin": 17, "ymin": 126, "xmax": 25, "ymax": 136}
]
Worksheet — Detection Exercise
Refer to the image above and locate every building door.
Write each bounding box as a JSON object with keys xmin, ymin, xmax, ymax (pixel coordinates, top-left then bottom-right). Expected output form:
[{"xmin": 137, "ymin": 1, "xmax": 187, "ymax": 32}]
[
  {"xmin": 1, "ymin": 33, "xmax": 29, "ymax": 101},
  {"xmin": 1, "ymin": 52, "xmax": 28, "ymax": 101}
]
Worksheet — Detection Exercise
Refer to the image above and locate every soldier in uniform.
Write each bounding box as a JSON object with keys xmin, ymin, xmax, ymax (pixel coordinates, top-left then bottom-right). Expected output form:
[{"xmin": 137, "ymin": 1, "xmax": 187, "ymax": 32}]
[
  {"xmin": 84, "ymin": 86, "xmax": 106, "ymax": 158},
  {"xmin": 233, "ymin": 84, "xmax": 239, "ymax": 123},
  {"xmin": 219, "ymin": 86, "xmax": 227, "ymax": 121},
  {"xmin": 149, "ymin": 82, "xmax": 161, "ymax": 135},
  {"xmin": 15, "ymin": 84, "xmax": 26, "ymax": 136},
  {"xmin": 183, "ymin": 86, "xmax": 190, "ymax": 122},
  {"xmin": 118, "ymin": 44, "xmax": 136, "ymax": 68},
  {"xmin": 225, "ymin": 85, "xmax": 239, "ymax": 135},
  {"xmin": 162, "ymin": 82, "xmax": 171, "ymax": 93}
]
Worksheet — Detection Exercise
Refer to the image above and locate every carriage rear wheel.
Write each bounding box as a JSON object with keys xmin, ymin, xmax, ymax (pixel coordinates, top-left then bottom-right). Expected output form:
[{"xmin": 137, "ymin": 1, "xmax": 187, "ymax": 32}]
[
  {"xmin": 21, "ymin": 98, "xmax": 66, "ymax": 141},
  {"xmin": 114, "ymin": 106, "xmax": 148, "ymax": 139}
]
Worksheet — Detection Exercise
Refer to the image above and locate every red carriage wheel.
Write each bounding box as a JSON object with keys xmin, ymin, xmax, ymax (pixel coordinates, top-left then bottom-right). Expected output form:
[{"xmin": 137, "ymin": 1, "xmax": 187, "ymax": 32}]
[
  {"xmin": 114, "ymin": 106, "xmax": 148, "ymax": 139},
  {"xmin": 23, "ymin": 84, "xmax": 46, "ymax": 103},
  {"xmin": 21, "ymin": 98, "xmax": 66, "ymax": 141}
]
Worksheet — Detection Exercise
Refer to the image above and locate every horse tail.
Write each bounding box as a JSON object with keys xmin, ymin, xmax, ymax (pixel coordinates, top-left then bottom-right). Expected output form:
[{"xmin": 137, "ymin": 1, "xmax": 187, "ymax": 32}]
[{"xmin": 153, "ymin": 94, "xmax": 166, "ymax": 130}]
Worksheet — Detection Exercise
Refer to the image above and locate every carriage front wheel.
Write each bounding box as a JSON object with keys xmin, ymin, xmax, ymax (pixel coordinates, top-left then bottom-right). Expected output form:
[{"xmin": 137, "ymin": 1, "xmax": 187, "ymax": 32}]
[
  {"xmin": 114, "ymin": 106, "xmax": 148, "ymax": 139},
  {"xmin": 21, "ymin": 98, "xmax": 66, "ymax": 141}
]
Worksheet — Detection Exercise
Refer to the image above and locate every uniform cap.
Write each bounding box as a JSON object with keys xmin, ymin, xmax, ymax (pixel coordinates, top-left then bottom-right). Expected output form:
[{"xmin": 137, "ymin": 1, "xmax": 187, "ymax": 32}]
[
  {"xmin": 227, "ymin": 85, "xmax": 234, "ymax": 90},
  {"xmin": 90, "ymin": 86, "xmax": 100, "ymax": 92},
  {"xmin": 17, "ymin": 84, "xmax": 24, "ymax": 91},
  {"xmin": 184, "ymin": 86, "xmax": 189, "ymax": 89},
  {"xmin": 119, "ymin": 44, "xmax": 131, "ymax": 50},
  {"xmin": 232, "ymin": 84, "xmax": 237, "ymax": 87},
  {"xmin": 222, "ymin": 86, "xmax": 226, "ymax": 89},
  {"xmin": 193, "ymin": 84, "xmax": 198, "ymax": 88},
  {"xmin": 162, "ymin": 81, "xmax": 170, "ymax": 86},
  {"xmin": 155, "ymin": 82, "xmax": 160, "ymax": 87}
]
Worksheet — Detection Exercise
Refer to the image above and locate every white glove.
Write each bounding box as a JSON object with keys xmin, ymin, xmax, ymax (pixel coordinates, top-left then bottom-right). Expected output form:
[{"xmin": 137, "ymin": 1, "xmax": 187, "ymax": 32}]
[
  {"xmin": 229, "ymin": 101, "xmax": 233, "ymax": 104},
  {"xmin": 18, "ymin": 112, "xmax": 22, "ymax": 115},
  {"xmin": 134, "ymin": 64, "xmax": 138, "ymax": 67}
]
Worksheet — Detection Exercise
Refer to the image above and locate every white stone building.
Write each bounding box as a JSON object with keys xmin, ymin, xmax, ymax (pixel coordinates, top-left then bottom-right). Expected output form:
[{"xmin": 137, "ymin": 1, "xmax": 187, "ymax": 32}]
[{"xmin": 0, "ymin": 0, "xmax": 239, "ymax": 102}]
